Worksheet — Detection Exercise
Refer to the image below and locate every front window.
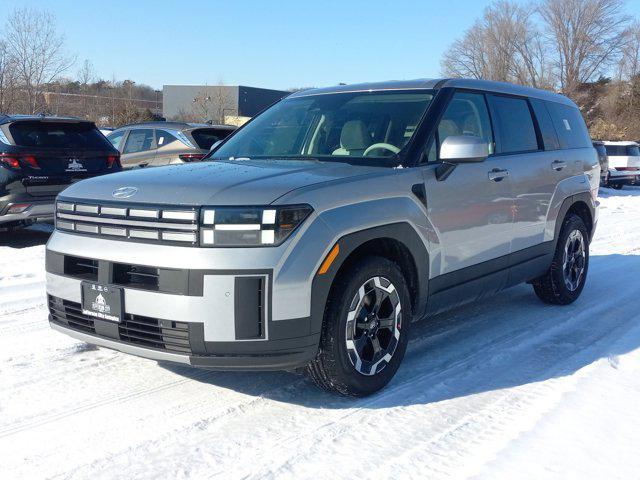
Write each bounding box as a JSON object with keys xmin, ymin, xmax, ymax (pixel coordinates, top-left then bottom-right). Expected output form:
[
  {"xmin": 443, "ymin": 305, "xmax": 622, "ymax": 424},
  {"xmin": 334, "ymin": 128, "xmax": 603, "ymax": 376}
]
[{"xmin": 212, "ymin": 90, "xmax": 434, "ymax": 165}]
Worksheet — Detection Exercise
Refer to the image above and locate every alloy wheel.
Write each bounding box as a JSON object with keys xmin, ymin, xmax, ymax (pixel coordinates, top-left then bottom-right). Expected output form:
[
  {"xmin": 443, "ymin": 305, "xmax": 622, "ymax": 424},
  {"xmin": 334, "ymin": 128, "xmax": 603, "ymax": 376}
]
[
  {"xmin": 344, "ymin": 276, "xmax": 402, "ymax": 376},
  {"xmin": 562, "ymin": 229, "xmax": 586, "ymax": 292}
]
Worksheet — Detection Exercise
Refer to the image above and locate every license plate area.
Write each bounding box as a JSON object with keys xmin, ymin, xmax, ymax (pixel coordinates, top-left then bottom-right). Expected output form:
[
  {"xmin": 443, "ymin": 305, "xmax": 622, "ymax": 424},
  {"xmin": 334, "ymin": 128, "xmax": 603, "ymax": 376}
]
[{"xmin": 81, "ymin": 281, "xmax": 123, "ymax": 322}]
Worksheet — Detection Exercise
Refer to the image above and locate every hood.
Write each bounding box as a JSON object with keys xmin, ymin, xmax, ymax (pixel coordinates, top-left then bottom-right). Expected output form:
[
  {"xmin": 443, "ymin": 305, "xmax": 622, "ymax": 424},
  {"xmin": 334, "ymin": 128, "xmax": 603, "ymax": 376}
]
[{"xmin": 59, "ymin": 159, "xmax": 380, "ymax": 206}]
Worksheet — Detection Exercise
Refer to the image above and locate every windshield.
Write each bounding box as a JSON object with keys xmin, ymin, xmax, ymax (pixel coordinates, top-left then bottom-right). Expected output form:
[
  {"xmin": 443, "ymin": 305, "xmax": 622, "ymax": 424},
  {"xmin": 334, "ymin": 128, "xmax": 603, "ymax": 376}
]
[{"xmin": 212, "ymin": 90, "xmax": 434, "ymax": 164}]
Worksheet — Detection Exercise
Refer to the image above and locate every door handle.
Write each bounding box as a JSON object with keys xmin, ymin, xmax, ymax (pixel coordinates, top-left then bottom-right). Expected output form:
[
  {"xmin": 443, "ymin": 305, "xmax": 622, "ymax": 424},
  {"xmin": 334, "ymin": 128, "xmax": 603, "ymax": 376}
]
[
  {"xmin": 551, "ymin": 160, "xmax": 566, "ymax": 171},
  {"xmin": 488, "ymin": 168, "xmax": 509, "ymax": 182}
]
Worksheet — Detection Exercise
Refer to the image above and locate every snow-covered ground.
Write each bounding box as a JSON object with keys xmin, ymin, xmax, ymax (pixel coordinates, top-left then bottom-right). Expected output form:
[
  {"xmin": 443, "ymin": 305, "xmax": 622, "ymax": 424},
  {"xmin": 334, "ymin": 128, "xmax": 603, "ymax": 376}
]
[{"xmin": 1, "ymin": 188, "xmax": 640, "ymax": 480}]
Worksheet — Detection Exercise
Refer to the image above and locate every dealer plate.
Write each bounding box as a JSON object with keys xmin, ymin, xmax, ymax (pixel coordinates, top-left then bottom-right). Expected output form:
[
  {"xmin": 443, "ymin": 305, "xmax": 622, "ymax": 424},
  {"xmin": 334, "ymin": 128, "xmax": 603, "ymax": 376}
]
[{"xmin": 81, "ymin": 282, "xmax": 123, "ymax": 322}]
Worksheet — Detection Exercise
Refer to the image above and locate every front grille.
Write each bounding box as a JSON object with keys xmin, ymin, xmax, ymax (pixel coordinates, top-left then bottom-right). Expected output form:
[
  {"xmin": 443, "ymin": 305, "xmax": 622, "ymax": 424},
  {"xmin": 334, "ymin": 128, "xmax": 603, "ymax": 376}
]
[
  {"xmin": 64, "ymin": 256, "xmax": 99, "ymax": 281},
  {"xmin": 113, "ymin": 263, "xmax": 160, "ymax": 290},
  {"xmin": 48, "ymin": 296, "xmax": 192, "ymax": 354},
  {"xmin": 49, "ymin": 296, "xmax": 95, "ymax": 333},
  {"xmin": 119, "ymin": 315, "xmax": 191, "ymax": 353},
  {"xmin": 55, "ymin": 201, "xmax": 198, "ymax": 245}
]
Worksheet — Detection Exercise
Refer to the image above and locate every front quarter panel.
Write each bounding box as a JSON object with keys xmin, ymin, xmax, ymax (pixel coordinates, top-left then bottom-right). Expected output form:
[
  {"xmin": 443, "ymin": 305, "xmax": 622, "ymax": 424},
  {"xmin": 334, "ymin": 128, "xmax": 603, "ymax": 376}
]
[{"xmin": 273, "ymin": 168, "xmax": 433, "ymax": 326}]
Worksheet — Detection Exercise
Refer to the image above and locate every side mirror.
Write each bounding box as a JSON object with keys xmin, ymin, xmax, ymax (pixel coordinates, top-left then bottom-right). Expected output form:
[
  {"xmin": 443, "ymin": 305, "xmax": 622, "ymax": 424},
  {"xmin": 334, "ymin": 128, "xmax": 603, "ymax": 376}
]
[
  {"xmin": 210, "ymin": 140, "xmax": 222, "ymax": 151},
  {"xmin": 436, "ymin": 136, "xmax": 489, "ymax": 181},
  {"xmin": 440, "ymin": 135, "xmax": 489, "ymax": 164}
]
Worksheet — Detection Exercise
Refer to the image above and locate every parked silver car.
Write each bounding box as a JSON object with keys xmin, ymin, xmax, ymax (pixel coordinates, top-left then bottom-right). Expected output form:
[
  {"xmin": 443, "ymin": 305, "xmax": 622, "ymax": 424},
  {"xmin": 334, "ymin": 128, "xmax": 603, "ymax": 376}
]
[
  {"xmin": 46, "ymin": 79, "xmax": 599, "ymax": 396},
  {"xmin": 106, "ymin": 122, "xmax": 235, "ymax": 169}
]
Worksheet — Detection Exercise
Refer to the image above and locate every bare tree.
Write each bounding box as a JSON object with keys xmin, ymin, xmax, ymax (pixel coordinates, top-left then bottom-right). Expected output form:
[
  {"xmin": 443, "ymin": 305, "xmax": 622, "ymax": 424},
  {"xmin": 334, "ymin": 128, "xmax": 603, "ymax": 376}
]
[
  {"xmin": 4, "ymin": 7, "xmax": 74, "ymax": 113},
  {"xmin": 441, "ymin": 19, "xmax": 495, "ymax": 80},
  {"xmin": 441, "ymin": 1, "xmax": 551, "ymax": 87},
  {"xmin": 76, "ymin": 59, "xmax": 95, "ymax": 117},
  {"xmin": 0, "ymin": 40, "xmax": 18, "ymax": 113},
  {"xmin": 540, "ymin": 0, "xmax": 630, "ymax": 94},
  {"xmin": 191, "ymin": 86, "xmax": 214, "ymax": 121},
  {"xmin": 190, "ymin": 83, "xmax": 235, "ymax": 123},
  {"xmin": 77, "ymin": 59, "xmax": 96, "ymax": 87},
  {"xmin": 619, "ymin": 21, "xmax": 640, "ymax": 80},
  {"xmin": 211, "ymin": 83, "xmax": 235, "ymax": 124}
]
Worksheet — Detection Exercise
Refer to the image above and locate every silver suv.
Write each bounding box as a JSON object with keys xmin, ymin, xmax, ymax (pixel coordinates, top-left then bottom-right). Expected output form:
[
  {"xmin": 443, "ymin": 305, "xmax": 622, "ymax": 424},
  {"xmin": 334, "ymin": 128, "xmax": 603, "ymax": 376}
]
[
  {"xmin": 46, "ymin": 79, "xmax": 599, "ymax": 396},
  {"xmin": 106, "ymin": 122, "xmax": 235, "ymax": 169}
]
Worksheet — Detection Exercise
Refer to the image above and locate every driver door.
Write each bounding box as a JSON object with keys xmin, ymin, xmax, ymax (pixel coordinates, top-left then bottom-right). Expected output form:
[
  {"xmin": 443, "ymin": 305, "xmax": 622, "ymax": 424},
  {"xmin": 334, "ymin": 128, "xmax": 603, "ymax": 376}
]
[{"xmin": 422, "ymin": 91, "xmax": 514, "ymax": 285}]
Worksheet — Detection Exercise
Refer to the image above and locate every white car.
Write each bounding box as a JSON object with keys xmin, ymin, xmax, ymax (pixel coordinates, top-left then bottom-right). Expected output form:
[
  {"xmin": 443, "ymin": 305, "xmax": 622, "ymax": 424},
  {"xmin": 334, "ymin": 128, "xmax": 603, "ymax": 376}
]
[{"xmin": 603, "ymin": 140, "xmax": 640, "ymax": 189}]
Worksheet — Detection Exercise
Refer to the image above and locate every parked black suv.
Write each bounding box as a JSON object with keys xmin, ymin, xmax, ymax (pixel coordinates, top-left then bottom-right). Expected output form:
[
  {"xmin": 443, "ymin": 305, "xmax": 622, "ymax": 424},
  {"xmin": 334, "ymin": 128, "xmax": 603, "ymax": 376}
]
[{"xmin": 0, "ymin": 115, "xmax": 121, "ymax": 228}]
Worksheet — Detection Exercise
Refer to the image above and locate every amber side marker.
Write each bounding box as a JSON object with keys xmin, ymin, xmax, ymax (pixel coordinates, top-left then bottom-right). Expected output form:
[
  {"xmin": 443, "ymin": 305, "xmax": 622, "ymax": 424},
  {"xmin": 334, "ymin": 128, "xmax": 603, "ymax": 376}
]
[{"xmin": 318, "ymin": 243, "xmax": 340, "ymax": 275}]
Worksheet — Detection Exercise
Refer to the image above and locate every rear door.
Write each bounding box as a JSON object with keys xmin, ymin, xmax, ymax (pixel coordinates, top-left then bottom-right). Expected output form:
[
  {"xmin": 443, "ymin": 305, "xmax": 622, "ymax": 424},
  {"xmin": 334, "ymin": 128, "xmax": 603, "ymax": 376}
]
[
  {"xmin": 153, "ymin": 129, "xmax": 182, "ymax": 166},
  {"xmin": 487, "ymin": 95, "xmax": 559, "ymax": 254},
  {"xmin": 7, "ymin": 120, "xmax": 117, "ymax": 195},
  {"xmin": 120, "ymin": 128, "xmax": 156, "ymax": 168}
]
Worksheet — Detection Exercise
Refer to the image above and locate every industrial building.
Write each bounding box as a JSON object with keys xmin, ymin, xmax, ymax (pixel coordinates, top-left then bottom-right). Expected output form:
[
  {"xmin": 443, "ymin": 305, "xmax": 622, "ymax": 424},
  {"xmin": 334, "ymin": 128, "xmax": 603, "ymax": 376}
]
[{"xmin": 162, "ymin": 84, "xmax": 289, "ymax": 125}]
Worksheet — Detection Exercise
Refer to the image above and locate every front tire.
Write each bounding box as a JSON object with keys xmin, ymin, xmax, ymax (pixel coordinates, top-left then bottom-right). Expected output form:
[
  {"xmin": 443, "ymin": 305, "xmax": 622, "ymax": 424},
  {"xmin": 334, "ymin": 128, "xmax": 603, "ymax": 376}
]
[
  {"xmin": 306, "ymin": 256, "xmax": 412, "ymax": 396},
  {"xmin": 532, "ymin": 213, "xmax": 589, "ymax": 305}
]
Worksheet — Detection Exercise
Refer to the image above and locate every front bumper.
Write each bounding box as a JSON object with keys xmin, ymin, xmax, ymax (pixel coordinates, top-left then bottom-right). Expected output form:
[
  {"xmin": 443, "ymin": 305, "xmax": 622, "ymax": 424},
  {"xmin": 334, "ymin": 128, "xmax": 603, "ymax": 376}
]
[
  {"xmin": 44, "ymin": 228, "xmax": 331, "ymax": 370},
  {"xmin": 49, "ymin": 321, "xmax": 317, "ymax": 370}
]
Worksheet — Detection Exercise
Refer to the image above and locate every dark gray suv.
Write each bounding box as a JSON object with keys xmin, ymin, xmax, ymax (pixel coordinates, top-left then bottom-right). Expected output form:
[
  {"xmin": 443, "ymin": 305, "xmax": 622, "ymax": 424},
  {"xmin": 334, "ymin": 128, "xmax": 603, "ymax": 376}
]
[{"xmin": 46, "ymin": 79, "xmax": 599, "ymax": 396}]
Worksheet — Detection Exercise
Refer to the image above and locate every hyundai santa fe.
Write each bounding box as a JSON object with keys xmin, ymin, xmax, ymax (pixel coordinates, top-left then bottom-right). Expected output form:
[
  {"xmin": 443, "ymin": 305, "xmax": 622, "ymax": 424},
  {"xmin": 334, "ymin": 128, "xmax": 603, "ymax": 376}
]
[{"xmin": 46, "ymin": 79, "xmax": 599, "ymax": 396}]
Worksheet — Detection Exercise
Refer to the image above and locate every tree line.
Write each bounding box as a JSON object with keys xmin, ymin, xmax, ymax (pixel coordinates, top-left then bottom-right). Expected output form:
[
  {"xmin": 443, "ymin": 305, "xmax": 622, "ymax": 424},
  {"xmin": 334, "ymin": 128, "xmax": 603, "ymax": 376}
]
[
  {"xmin": 441, "ymin": 0, "xmax": 640, "ymax": 140},
  {"xmin": 0, "ymin": 8, "xmax": 159, "ymax": 127}
]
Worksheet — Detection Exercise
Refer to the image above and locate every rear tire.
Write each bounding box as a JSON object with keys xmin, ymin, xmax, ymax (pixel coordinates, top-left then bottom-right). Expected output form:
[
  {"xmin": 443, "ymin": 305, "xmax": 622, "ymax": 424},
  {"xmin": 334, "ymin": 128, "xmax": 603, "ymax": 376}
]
[
  {"xmin": 306, "ymin": 256, "xmax": 412, "ymax": 396},
  {"xmin": 532, "ymin": 213, "xmax": 589, "ymax": 305}
]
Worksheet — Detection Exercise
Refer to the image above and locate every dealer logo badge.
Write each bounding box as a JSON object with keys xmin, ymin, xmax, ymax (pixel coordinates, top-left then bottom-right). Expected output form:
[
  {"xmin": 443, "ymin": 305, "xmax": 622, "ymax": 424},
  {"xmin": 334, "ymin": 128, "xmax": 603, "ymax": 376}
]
[{"xmin": 66, "ymin": 158, "xmax": 87, "ymax": 172}]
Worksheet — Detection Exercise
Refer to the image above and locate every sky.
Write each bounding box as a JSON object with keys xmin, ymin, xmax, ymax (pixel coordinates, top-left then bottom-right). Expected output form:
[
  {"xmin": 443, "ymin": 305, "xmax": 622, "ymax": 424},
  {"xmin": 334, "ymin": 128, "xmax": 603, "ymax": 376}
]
[{"xmin": 1, "ymin": 0, "xmax": 640, "ymax": 91}]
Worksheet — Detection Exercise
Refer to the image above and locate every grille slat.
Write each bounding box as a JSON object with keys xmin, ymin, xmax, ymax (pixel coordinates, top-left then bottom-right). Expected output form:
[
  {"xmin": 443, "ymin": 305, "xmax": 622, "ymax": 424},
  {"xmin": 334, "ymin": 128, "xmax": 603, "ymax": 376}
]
[
  {"xmin": 118, "ymin": 323, "xmax": 189, "ymax": 341},
  {"xmin": 48, "ymin": 296, "xmax": 192, "ymax": 354},
  {"xmin": 55, "ymin": 202, "xmax": 199, "ymax": 245}
]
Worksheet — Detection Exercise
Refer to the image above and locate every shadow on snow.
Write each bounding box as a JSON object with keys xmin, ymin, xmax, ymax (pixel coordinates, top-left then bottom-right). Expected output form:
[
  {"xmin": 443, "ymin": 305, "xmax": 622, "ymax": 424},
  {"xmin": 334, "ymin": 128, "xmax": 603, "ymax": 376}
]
[{"xmin": 161, "ymin": 252, "xmax": 640, "ymax": 409}]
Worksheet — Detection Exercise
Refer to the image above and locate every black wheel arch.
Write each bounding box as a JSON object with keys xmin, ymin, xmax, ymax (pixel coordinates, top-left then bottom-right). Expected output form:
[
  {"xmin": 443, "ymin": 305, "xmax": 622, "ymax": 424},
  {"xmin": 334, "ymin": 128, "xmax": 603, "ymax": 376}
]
[
  {"xmin": 554, "ymin": 192, "xmax": 596, "ymax": 248},
  {"xmin": 309, "ymin": 222, "xmax": 429, "ymax": 335}
]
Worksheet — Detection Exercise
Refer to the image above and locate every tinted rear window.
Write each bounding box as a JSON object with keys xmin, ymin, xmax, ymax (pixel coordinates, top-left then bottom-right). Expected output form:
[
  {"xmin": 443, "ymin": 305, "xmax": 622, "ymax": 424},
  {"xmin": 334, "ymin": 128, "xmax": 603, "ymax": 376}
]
[
  {"xmin": 530, "ymin": 98, "xmax": 560, "ymax": 150},
  {"xmin": 9, "ymin": 121, "xmax": 112, "ymax": 149},
  {"xmin": 605, "ymin": 144, "xmax": 640, "ymax": 156},
  {"xmin": 489, "ymin": 95, "xmax": 539, "ymax": 154},
  {"xmin": 545, "ymin": 102, "xmax": 591, "ymax": 149},
  {"xmin": 190, "ymin": 128, "xmax": 233, "ymax": 149}
]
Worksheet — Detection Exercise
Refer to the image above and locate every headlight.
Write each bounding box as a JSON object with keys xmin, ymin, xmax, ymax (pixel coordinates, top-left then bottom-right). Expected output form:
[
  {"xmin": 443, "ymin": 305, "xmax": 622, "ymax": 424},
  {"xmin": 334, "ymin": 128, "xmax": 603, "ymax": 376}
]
[{"xmin": 199, "ymin": 205, "xmax": 313, "ymax": 247}]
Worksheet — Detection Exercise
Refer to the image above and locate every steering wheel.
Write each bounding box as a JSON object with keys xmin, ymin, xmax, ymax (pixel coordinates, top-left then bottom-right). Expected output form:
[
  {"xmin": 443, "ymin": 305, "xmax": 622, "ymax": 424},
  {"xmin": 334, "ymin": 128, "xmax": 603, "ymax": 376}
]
[{"xmin": 363, "ymin": 143, "xmax": 401, "ymax": 156}]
